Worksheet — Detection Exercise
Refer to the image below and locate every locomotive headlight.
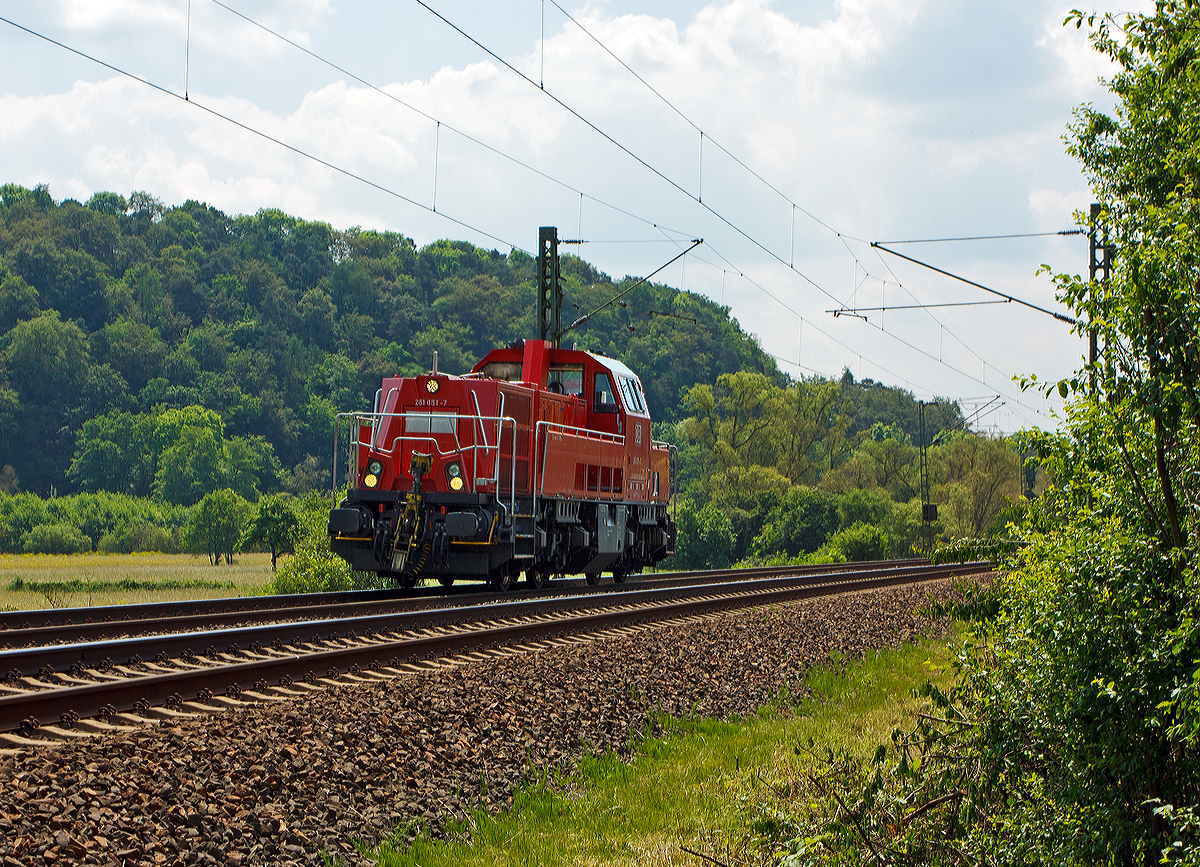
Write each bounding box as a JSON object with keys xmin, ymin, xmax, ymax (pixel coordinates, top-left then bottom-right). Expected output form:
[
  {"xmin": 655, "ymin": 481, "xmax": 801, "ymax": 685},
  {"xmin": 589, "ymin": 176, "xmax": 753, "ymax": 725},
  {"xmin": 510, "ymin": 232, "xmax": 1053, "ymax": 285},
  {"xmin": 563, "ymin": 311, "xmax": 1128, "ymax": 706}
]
[
  {"xmin": 363, "ymin": 459, "xmax": 383, "ymax": 488},
  {"xmin": 446, "ymin": 461, "xmax": 464, "ymax": 490}
]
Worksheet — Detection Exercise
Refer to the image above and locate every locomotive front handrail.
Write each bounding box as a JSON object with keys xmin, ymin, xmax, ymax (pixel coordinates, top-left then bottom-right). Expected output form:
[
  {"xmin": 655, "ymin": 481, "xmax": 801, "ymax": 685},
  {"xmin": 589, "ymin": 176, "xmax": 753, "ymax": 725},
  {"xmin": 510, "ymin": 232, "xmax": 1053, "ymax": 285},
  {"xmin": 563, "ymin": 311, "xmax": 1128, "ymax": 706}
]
[
  {"xmin": 372, "ymin": 388, "xmax": 400, "ymax": 450},
  {"xmin": 333, "ymin": 411, "xmax": 519, "ymax": 525}
]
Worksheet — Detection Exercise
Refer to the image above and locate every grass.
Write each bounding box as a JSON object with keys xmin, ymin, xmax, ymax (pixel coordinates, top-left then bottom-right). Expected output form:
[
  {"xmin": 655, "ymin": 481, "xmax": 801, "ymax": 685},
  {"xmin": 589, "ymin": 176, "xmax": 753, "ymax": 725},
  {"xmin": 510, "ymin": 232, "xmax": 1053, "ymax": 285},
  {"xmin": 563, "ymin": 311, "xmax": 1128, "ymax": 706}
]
[
  {"xmin": 367, "ymin": 637, "xmax": 959, "ymax": 867},
  {"xmin": 0, "ymin": 552, "xmax": 275, "ymax": 611}
]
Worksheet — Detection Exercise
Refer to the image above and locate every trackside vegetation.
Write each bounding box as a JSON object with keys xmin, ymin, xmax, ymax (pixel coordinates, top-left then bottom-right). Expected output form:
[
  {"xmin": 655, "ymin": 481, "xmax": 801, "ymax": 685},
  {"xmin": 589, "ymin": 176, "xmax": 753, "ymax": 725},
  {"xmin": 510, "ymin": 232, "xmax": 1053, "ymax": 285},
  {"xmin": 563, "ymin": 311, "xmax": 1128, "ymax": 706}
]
[
  {"xmin": 363, "ymin": 640, "xmax": 958, "ymax": 867},
  {"xmin": 756, "ymin": 7, "xmax": 1200, "ymax": 864}
]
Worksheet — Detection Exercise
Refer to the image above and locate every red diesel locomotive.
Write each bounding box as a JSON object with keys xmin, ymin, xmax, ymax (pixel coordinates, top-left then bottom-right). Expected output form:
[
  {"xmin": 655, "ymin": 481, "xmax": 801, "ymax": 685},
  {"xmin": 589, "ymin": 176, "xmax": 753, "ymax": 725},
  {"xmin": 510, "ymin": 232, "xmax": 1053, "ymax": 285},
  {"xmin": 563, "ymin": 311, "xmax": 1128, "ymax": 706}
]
[{"xmin": 327, "ymin": 338, "xmax": 676, "ymax": 590}]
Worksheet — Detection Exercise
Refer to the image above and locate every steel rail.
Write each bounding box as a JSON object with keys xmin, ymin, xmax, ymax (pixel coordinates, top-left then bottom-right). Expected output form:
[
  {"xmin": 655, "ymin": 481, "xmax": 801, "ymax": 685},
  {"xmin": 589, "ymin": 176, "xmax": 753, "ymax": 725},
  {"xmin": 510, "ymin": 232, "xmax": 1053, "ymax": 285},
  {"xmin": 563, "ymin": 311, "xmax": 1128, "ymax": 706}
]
[
  {"xmin": 0, "ymin": 562, "xmax": 981, "ymax": 678},
  {"xmin": 0, "ymin": 558, "xmax": 934, "ymax": 639},
  {"xmin": 0, "ymin": 562, "xmax": 987, "ymax": 731}
]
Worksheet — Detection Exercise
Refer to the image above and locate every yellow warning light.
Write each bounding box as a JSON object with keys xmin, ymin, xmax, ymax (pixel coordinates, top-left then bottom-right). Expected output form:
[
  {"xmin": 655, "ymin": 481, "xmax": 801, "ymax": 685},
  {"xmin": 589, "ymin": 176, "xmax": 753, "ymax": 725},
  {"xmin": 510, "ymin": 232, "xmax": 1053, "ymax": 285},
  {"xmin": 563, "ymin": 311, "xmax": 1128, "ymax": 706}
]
[
  {"xmin": 364, "ymin": 473, "xmax": 378, "ymax": 488},
  {"xmin": 449, "ymin": 476, "xmax": 464, "ymax": 491}
]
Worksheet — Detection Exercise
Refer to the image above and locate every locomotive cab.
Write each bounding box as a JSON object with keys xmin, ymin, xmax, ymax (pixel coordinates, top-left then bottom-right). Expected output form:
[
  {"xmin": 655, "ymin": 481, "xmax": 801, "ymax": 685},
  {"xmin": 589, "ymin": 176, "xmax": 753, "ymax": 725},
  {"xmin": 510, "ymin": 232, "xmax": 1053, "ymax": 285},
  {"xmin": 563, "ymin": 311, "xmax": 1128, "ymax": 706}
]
[{"xmin": 328, "ymin": 339, "xmax": 676, "ymax": 590}]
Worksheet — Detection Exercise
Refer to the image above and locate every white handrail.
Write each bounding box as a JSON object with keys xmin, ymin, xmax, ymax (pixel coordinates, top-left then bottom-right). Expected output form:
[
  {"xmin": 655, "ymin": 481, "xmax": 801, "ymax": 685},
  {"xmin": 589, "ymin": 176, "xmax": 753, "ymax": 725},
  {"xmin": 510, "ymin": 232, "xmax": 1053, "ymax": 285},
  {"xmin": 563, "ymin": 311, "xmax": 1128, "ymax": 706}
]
[{"xmin": 333, "ymin": 411, "xmax": 519, "ymax": 524}]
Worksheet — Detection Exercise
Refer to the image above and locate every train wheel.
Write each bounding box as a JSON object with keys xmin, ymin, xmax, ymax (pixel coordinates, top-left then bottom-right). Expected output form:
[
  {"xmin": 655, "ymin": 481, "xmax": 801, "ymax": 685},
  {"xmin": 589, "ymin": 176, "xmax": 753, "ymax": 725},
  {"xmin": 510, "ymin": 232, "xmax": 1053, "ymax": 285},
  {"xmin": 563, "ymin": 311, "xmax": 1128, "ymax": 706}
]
[
  {"xmin": 612, "ymin": 569, "xmax": 628, "ymax": 584},
  {"xmin": 491, "ymin": 570, "xmax": 516, "ymax": 593},
  {"xmin": 437, "ymin": 575, "xmax": 456, "ymax": 588},
  {"xmin": 585, "ymin": 573, "xmax": 598, "ymax": 585},
  {"xmin": 399, "ymin": 573, "xmax": 418, "ymax": 591},
  {"xmin": 525, "ymin": 569, "xmax": 547, "ymax": 590}
]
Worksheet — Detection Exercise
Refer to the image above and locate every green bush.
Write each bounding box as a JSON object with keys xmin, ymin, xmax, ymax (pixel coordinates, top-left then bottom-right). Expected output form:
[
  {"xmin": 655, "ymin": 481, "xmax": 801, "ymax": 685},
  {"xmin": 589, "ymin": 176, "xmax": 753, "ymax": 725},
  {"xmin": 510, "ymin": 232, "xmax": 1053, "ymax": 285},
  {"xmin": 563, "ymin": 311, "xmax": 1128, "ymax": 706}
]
[
  {"xmin": 22, "ymin": 523, "xmax": 90, "ymax": 554},
  {"xmin": 749, "ymin": 487, "xmax": 839, "ymax": 560},
  {"xmin": 836, "ymin": 487, "xmax": 892, "ymax": 530},
  {"xmin": 97, "ymin": 522, "xmax": 178, "ymax": 553},
  {"xmin": 266, "ymin": 490, "xmax": 384, "ymax": 593},
  {"xmin": 803, "ymin": 540, "xmax": 849, "ymax": 565},
  {"xmin": 0, "ymin": 492, "xmax": 48, "ymax": 553},
  {"xmin": 665, "ymin": 498, "xmax": 736, "ymax": 570},
  {"xmin": 823, "ymin": 520, "xmax": 890, "ymax": 562}
]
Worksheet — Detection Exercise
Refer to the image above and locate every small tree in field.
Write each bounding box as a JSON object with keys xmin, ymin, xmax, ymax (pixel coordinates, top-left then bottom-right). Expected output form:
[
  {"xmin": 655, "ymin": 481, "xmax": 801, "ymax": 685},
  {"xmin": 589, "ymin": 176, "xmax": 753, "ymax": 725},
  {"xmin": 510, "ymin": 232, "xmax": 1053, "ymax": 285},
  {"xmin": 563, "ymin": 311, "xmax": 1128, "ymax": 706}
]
[
  {"xmin": 185, "ymin": 489, "xmax": 248, "ymax": 565},
  {"xmin": 239, "ymin": 495, "xmax": 299, "ymax": 570}
]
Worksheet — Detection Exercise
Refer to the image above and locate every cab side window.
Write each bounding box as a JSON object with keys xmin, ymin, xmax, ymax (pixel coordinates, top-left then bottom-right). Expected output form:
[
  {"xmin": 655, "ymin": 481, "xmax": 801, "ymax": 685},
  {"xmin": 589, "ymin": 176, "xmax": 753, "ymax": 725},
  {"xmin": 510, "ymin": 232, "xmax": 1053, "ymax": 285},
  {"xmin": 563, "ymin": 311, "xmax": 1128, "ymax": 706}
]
[
  {"xmin": 594, "ymin": 373, "xmax": 617, "ymax": 412},
  {"xmin": 618, "ymin": 376, "xmax": 645, "ymax": 414}
]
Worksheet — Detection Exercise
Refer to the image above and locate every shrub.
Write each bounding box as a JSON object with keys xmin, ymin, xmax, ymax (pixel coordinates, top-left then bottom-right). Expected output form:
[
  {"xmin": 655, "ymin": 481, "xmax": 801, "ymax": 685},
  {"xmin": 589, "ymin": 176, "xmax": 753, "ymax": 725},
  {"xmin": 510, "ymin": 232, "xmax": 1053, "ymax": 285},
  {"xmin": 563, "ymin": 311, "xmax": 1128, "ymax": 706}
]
[
  {"xmin": 666, "ymin": 498, "xmax": 736, "ymax": 570},
  {"xmin": 836, "ymin": 487, "xmax": 892, "ymax": 530},
  {"xmin": 823, "ymin": 521, "xmax": 889, "ymax": 562},
  {"xmin": 22, "ymin": 523, "xmax": 90, "ymax": 554},
  {"xmin": 0, "ymin": 492, "xmax": 48, "ymax": 553},
  {"xmin": 749, "ymin": 487, "xmax": 839, "ymax": 560},
  {"xmin": 97, "ymin": 522, "xmax": 177, "ymax": 553},
  {"xmin": 266, "ymin": 490, "xmax": 383, "ymax": 593}
]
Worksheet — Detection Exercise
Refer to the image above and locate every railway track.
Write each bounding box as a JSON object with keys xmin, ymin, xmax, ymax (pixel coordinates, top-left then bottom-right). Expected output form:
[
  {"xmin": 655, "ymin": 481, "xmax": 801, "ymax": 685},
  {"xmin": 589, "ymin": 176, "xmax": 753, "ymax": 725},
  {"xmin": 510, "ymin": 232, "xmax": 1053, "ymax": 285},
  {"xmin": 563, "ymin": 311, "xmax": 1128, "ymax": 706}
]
[
  {"xmin": 0, "ymin": 560, "xmax": 987, "ymax": 747},
  {"xmin": 0, "ymin": 557, "xmax": 933, "ymax": 647}
]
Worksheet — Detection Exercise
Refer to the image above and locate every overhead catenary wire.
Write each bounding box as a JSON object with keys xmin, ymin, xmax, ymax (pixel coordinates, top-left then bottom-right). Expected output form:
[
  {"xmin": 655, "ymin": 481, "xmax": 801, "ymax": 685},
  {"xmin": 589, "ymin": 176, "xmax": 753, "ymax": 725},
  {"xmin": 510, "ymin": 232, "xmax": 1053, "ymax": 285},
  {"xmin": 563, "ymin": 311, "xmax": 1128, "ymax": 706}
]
[
  {"xmin": 1, "ymin": 8, "xmax": 943, "ymax": 414},
  {"xmin": 877, "ymin": 229, "xmax": 1087, "ymax": 244},
  {"xmin": 828, "ymin": 300, "xmax": 1009, "ymax": 314},
  {"xmin": 217, "ymin": 0, "xmax": 1054, "ymax": 419},
  {"xmin": 207, "ymin": 0, "xmax": 699, "ymax": 245},
  {"xmin": 562, "ymin": 240, "xmax": 703, "ymax": 336},
  {"xmin": 409, "ymin": 0, "xmax": 858, "ymax": 317},
  {"xmin": 0, "ymin": 15, "xmax": 527, "ymax": 253},
  {"xmin": 537, "ymin": 0, "xmax": 1085, "ymax": 394},
  {"xmin": 872, "ymin": 243, "xmax": 1078, "ymax": 325},
  {"xmin": 546, "ymin": 0, "xmax": 844, "ymax": 237},
  {"xmin": 692, "ymin": 238, "xmax": 1057, "ymax": 422}
]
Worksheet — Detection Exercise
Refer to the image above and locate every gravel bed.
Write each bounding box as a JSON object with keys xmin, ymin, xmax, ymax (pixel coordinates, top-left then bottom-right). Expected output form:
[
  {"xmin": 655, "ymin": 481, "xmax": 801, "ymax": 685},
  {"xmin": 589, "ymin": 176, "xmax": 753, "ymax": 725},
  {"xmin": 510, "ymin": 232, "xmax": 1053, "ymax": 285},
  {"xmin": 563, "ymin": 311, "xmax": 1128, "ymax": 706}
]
[{"xmin": 0, "ymin": 576, "xmax": 976, "ymax": 866}]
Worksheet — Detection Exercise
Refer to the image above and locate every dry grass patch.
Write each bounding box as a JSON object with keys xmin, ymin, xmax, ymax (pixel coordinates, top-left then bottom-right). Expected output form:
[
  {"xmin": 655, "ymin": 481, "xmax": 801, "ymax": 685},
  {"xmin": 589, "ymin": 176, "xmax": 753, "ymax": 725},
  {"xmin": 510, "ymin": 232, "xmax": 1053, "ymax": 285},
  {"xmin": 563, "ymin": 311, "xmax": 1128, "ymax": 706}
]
[{"xmin": 0, "ymin": 552, "xmax": 274, "ymax": 611}]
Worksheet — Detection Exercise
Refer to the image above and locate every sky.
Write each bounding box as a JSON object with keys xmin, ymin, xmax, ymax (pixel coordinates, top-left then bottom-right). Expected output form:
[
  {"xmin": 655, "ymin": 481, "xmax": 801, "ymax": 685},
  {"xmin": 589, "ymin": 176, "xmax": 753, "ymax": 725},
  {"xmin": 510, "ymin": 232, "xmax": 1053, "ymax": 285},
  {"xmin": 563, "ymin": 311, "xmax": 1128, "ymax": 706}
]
[{"xmin": 0, "ymin": 0, "xmax": 1150, "ymax": 433}]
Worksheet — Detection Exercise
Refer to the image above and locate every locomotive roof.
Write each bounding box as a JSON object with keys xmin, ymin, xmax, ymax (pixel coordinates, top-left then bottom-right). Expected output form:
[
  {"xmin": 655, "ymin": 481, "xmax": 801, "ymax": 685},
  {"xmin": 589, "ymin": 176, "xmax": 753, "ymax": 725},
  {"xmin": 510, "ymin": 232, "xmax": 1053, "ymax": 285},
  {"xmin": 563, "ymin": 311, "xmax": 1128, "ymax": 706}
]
[{"xmin": 467, "ymin": 340, "xmax": 643, "ymax": 385}]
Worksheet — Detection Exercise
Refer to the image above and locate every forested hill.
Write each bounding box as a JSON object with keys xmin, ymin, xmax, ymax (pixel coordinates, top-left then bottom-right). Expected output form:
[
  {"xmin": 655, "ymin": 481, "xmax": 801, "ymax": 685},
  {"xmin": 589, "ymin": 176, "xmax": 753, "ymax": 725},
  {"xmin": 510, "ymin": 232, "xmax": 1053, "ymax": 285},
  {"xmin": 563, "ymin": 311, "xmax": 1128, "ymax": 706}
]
[{"xmin": 0, "ymin": 183, "xmax": 957, "ymax": 501}]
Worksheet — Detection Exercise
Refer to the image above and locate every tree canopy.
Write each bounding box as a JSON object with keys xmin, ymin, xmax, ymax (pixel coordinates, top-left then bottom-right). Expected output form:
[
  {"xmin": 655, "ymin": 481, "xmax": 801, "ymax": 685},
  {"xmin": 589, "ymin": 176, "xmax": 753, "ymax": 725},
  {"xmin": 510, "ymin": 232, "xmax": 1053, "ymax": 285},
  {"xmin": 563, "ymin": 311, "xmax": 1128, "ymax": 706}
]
[{"xmin": 0, "ymin": 186, "xmax": 778, "ymax": 497}]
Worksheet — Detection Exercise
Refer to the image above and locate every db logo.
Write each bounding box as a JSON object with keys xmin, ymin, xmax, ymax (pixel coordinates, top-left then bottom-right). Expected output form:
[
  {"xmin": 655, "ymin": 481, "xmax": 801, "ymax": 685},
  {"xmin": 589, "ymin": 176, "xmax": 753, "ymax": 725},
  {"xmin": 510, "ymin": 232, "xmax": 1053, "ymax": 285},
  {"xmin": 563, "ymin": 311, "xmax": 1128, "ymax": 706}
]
[{"xmin": 635, "ymin": 423, "xmax": 643, "ymax": 445}]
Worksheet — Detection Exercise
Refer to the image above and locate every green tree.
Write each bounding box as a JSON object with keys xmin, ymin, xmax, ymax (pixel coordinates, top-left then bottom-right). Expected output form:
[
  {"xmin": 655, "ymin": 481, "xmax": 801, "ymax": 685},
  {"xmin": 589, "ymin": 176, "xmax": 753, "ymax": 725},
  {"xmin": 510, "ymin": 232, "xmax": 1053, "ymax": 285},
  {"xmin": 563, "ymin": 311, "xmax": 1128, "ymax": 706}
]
[
  {"xmin": 22, "ymin": 523, "xmax": 90, "ymax": 554},
  {"xmin": 2, "ymin": 309, "xmax": 89, "ymax": 404},
  {"xmin": 92, "ymin": 317, "xmax": 168, "ymax": 391},
  {"xmin": 185, "ymin": 488, "xmax": 248, "ymax": 565},
  {"xmin": 677, "ymin": 371, "xmax": 784, "ymax": 474},
  {"xmin": 787, "ymin": 9, "xmax": 1200, "ymax": 864},
  {"xmin": 0, "ymin": 269, "xmax": 39, "ymax": 330},
  {"xmin": 156, "ymin": 425, "xmax": 225, "ymax": 506},
  {"xmin": 69, "ymin": 411, "xmax": 158, "ymax": 495},
  {"xmin": 239, "ymin": 494, "xmax": 299, "ymax": 570},
  {"xmin": 930, "ymin": 433, "xmax": 1018, "ymax": 539},
  {"xmin": 670, "ymin": 498, "xmax": 735, "ymax": 570},
  {"xmin": 749, "ymin": 486, "xmax": 839, "ymax": 560}
]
